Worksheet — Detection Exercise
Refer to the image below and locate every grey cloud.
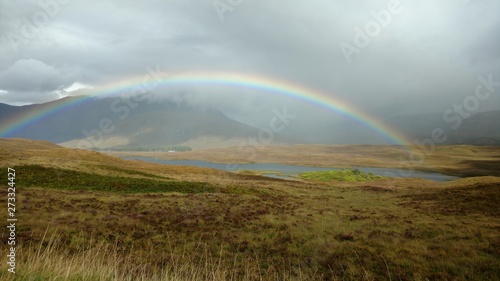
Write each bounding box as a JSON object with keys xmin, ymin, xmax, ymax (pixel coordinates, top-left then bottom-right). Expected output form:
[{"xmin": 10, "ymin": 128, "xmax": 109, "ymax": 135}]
[
  {"xmin": 0, "ymin": 58, "xmax": 77, "ymax": 92},
  {"xmin": 0, "ymin": 0, "xmax": 498, "ymax": 133}
]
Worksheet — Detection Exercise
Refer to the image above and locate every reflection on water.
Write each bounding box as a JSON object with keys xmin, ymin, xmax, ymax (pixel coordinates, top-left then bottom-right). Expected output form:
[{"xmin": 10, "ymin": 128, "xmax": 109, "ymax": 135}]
[{"xmin": 125, "ymin": 157, "xmax": 460, "ymax": 182}]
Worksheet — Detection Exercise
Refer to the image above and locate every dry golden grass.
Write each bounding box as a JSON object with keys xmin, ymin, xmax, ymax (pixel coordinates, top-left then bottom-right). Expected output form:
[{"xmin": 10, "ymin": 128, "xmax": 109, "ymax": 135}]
[
  {"xmin": 2, "ymin": 230, "xmax": 314, "ymax": 281},
  {"xmin": 1, "ymin": 138, "xmax": 500, "ymax": 280}
]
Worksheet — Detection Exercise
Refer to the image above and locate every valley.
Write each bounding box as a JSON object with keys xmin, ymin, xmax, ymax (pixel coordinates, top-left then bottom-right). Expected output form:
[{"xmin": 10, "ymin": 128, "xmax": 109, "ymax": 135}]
[
  {"xmin": 1, "ymin": 138, "xmax": 499, "ymax": 280},
  {"xmin": 108, "ymin": 144, "xmax": 500, "ymax": 177},
  {"xmin": 2, "ymin": 2, "xmax": 499, "ymax": 280}
]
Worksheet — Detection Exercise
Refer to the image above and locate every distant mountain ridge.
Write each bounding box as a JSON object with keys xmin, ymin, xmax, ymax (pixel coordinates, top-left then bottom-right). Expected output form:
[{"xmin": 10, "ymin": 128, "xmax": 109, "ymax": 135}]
[
  {"xmin": 386, "ymin": 110, "xmax": 500, "ymax": 146},
  {"xmin": 0, "ymin": 96, "xmax": 264, "ymax": 149},
  {"xmin": 1, "ymin": 96, "xmax": 498, "ymax": 147}
]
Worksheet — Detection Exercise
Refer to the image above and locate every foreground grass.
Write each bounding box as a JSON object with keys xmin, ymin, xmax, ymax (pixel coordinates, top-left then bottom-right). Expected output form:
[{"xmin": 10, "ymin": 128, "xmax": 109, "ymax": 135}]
[
  {"xmin": 1, "ymin": 175, "xmax": 499, "ymax": 280},
  {"xmin": 299, "ymin": 169, "xmax": 384, "ymax": 181},
  {"xmin": 1, "ymin": 231, "xmax": 311, "ymax": 281},
  {"xmin": 1, "ymin": 139, "xmax": 499, "ymax": 280}
]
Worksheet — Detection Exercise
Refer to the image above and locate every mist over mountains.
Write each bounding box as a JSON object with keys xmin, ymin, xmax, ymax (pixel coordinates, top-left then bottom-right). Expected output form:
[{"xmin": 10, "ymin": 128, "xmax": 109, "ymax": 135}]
[
  {"xmin": 386, "ymin": 110, "xmax": 500, "ymax": 146},
  {"xmin": 0, "ymin": 96, "xmax": 498, "ymax": 148},
  {"xmin": 0, "ymin": 96, "xmax": 263, "ymax": 149}
]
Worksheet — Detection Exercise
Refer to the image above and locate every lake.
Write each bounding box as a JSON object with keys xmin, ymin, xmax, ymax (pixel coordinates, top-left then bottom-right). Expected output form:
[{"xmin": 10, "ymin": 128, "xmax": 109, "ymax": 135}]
[{"xmin": 125, "ymin": 157, "xmax": 460, "ymax": 182}]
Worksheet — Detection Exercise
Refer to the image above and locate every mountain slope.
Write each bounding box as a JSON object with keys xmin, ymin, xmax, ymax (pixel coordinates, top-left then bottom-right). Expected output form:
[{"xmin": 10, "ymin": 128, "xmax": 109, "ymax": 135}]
[
  {"xmin": 386, "ymin": 110, "xmax": 500, "ymax": 145},
  {"xmin": 0, "ymin": 96, "xmax": 262, "ymax": 149}
]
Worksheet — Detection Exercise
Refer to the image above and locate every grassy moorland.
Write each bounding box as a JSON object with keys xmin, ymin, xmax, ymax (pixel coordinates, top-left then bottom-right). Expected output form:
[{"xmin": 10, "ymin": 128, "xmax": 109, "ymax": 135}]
[{"xmin": 1, "ymin": 138, "xmax": 499, "ymax": 280}]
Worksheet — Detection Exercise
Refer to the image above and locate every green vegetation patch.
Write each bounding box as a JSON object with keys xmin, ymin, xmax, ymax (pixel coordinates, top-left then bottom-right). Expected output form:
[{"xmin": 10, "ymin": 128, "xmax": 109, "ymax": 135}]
[
  {"xmin": 10, "ymin": 165, "xmax": 215, "ymax": 194},
  {"xmin": 94, "ymin": 165, "xmax": 168, "ymax": 179},
  {"xmin": 299, "ymin": 168, "xmax": 384, "ymax": 182}
]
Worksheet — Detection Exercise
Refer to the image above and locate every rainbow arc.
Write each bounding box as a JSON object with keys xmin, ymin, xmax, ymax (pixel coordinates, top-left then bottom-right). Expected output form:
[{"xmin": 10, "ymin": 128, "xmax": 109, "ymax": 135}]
[{"xmin": 0, "ymin": 72, "xmax": 411, "ymax": 147}]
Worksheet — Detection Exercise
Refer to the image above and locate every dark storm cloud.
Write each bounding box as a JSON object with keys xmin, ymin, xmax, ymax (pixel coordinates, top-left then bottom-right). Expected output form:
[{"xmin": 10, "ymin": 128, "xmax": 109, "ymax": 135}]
[{"xmin": 0, "ymin": 0, "xmax": 499, "ymax": 128}]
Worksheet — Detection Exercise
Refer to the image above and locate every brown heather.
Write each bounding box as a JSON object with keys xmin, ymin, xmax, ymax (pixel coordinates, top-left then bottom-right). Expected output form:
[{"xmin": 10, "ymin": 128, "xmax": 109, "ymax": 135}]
[{"xmin": 1, "ymin": 138, "xmax": 499, "ymax": 280}]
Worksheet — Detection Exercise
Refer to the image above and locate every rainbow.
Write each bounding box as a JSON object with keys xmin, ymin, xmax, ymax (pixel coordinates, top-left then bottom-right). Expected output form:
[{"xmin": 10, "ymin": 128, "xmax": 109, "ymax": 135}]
[{"xmin": 0, "ymin": 71, "xmax": 411, "ymax": 146}]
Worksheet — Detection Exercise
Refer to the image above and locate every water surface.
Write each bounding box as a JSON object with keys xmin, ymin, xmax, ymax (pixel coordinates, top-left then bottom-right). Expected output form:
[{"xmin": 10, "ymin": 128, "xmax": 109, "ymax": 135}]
[{"xmin": 125, "ymin": 157, "xmax": 460, "ymax": 182}]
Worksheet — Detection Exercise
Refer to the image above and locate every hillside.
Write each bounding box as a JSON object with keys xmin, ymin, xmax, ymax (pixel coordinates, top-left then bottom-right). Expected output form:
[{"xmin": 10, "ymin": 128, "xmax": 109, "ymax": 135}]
[
  {"xmin": 2, "ymin": 97, "xmax": 498, "ymax": 148},
  {"xmin": 0, "ymin": 138, "xmax": 261, "ymax": 183},
  {"xmin": 1, "ymin": 138, "xmax": 500, "ymax": 280},
  {"xmin": 0, "ymin": 96, "xmax": 263, "ymax": 149},
  {"xmin": 387, "ymin": 110, "xmax": 500, "ymax": 145}
]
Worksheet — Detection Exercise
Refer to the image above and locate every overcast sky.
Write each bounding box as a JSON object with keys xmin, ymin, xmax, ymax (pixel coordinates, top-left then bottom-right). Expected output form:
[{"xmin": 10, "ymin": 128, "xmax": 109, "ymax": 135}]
[{"xmin": 1, "ymin": 0, "xmax": 499, "ymax": 134}]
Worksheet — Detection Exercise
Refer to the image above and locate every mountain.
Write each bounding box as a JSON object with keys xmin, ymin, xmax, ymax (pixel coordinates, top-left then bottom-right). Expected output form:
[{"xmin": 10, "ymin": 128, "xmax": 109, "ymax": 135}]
[
  {"xmin": 0, "ymin": 95, "xmax": 265, "ymax": 149},
  {"xmin": 2, "ymin": 96, "xmax": 498, "ymax": 148},
  {"xmin": 386, "ymin": 110, "xmax": 500, "ymax": 146}
]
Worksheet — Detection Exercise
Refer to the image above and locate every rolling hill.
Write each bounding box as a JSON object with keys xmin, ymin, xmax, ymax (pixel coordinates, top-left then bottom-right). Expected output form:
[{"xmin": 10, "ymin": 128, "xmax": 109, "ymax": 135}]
[{"xmin": 1, "ymin": 138, "xmax": 500, "ymax": 280}]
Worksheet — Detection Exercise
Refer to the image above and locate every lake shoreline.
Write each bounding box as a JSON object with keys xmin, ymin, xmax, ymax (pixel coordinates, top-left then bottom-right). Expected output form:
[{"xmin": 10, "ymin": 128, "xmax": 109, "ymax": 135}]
[
  {"xmin": 122, "ymin": 156, "xmax": 461, "ymax": 182},
  {"xmin": 104, "ymin": 144, "xmax": 500, "ymax": 178}
]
